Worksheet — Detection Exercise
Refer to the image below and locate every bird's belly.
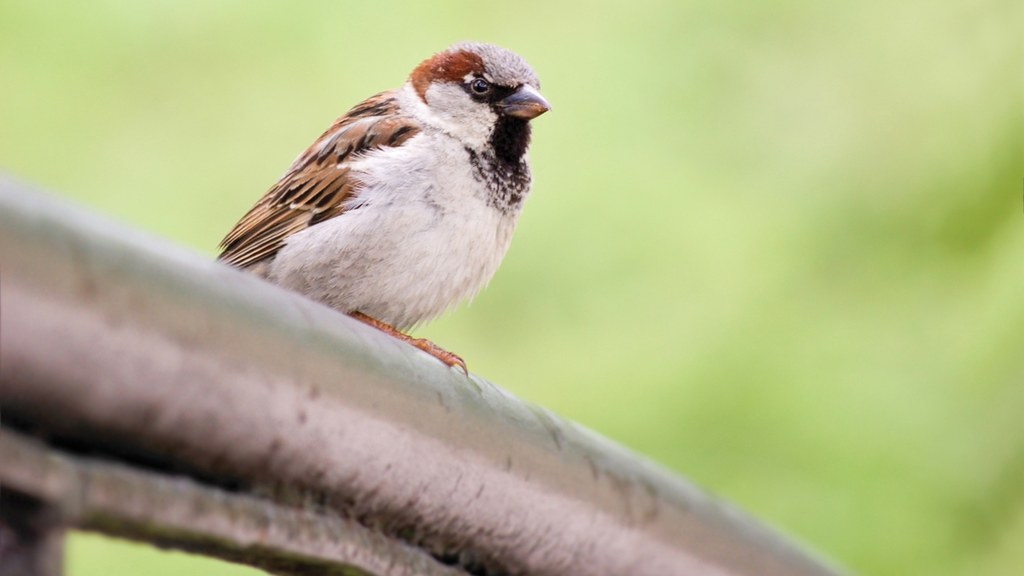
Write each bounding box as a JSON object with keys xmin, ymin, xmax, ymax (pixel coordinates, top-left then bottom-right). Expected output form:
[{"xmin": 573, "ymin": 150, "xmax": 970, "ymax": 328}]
[{"xmin": 270, "ymin": 192, "xmax": 517, "ymax": 330}]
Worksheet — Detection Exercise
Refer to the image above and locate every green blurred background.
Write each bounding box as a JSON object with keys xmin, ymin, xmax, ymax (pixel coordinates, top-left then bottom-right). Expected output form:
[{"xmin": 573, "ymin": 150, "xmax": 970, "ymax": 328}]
[{"xmin": 2, "ymin": 1, "xmax": 1022, "ymax": 574}]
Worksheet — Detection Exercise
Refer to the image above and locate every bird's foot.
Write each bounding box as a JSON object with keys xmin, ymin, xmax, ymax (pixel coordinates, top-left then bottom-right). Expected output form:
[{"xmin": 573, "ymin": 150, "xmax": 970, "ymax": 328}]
[
  {"xmin": 349, "ymin": 312, "xmax": 468, "ymax": 374},
  {"xmin": 406, "ymin": 337, "xmax": 468, "ymax": 374}
]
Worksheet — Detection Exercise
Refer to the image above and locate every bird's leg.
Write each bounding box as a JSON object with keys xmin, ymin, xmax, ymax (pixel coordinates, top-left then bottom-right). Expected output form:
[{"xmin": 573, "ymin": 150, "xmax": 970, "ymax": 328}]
[{"xmin": 349, "ymin": 311, "xmax": 468, "ymax": 373}]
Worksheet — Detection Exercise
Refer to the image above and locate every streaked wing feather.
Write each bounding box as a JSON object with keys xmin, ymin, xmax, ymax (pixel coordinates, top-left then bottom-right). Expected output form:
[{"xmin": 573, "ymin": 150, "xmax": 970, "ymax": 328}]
[{"xmin": 218, "ymin": 91, "xmax": 420, "ymax": 268}]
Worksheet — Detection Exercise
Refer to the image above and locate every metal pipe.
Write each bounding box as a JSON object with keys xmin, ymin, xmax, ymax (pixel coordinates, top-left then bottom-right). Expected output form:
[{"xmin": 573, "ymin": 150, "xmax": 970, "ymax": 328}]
[
  {"xmin": 0, "ymin": 174, "xmax": 844, "ymax": 576},
  {"xmin": 0, "ymin": 429, "xmax": 464, "ymax": 576}
]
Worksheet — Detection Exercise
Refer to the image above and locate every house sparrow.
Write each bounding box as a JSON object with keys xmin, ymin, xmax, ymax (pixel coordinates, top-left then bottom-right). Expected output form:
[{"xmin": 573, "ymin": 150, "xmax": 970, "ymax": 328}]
[{"xmin": 218, "ymin": 42, "xmax": 549, "ymax": 372}]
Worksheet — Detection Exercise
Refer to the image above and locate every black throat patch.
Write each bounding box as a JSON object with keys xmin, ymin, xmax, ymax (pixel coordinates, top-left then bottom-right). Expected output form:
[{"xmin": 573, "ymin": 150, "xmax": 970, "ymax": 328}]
[{"xmin": 466, "ymin": 116, "xmax": 533, "ymax": 212}]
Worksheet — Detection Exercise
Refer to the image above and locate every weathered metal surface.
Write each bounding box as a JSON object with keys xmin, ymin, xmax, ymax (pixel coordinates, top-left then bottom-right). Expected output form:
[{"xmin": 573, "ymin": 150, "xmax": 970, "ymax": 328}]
[
  {"xmin": 0, "ymin": 430, "xmax": 463, "ymax": 576},
  {"xmin": 0, "ymin": 174, "xmax": 844, "ymax": 576}
]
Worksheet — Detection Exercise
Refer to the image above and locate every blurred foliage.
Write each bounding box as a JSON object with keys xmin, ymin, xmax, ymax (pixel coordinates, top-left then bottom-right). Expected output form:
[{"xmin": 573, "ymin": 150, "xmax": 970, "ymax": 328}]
[{"xmin": 2, "ymin": 1, "xmax": 1022, "ymax": 575}]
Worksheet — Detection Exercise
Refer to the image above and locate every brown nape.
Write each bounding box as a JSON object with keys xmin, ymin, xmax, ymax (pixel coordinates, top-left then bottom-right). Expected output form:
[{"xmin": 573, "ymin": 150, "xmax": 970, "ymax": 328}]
[{"xmin": 410, "ymin": 49, "xmax": 485, "ymax": 101}]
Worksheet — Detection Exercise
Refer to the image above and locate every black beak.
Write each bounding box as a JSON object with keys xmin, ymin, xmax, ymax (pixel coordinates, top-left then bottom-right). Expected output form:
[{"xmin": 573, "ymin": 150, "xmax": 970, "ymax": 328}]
[{"xmin": 498, "ymin": 85, "xmax": 551, "ymax": 120}]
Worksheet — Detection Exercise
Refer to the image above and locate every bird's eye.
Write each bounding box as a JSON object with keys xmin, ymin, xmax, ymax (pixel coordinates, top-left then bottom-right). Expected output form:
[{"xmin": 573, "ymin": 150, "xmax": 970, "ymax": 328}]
[{"xmin": 470, "ymin": 78, "xmax": 491, "ymax": 94}]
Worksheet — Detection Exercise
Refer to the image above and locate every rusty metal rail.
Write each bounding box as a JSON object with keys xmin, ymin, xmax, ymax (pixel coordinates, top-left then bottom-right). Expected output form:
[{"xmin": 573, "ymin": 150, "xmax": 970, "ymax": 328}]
[{"xmin": 0, "ymin": 174, "xmax": 844, "ymax": 576}]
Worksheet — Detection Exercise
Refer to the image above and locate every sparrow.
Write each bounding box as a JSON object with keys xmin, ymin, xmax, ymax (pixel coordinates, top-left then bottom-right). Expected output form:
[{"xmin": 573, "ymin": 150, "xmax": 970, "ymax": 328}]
[{"xmin": 218, "ymin": 42, "xmax": 549, "ymax": 372}]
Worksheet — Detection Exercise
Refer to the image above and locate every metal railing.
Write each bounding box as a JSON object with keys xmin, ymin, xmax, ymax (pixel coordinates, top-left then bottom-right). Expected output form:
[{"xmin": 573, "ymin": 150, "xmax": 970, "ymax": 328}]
[{"xmin": 0, "ymin": 173, "xmax": 844, "ymax": 576}]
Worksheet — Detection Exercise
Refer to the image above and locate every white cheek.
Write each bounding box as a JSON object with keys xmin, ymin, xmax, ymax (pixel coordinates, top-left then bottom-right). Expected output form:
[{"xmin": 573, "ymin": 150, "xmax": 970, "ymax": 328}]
[{"xmin": 419, "ymin": 83, "xmax": 497, "ymax": 149}]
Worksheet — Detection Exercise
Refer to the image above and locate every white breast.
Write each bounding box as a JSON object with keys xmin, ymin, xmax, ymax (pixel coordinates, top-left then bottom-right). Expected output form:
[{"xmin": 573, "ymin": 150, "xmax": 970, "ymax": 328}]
[{"xmin": 268, "ymin": 131, "xmax": 522, "ymax": 330}]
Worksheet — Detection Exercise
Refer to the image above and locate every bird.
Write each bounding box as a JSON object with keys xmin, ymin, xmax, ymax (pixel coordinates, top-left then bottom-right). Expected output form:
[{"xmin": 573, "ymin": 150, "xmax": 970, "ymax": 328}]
[{"xmin": 218, "ymin": 42, "xmax": 549, "ymax": 372}]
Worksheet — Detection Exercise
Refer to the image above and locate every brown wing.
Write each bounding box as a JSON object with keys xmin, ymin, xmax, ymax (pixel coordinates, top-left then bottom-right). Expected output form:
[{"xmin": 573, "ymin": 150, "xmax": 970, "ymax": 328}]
[{"xmin": 218, "ymin": 91, "xmax": 421, "ymax": 269}]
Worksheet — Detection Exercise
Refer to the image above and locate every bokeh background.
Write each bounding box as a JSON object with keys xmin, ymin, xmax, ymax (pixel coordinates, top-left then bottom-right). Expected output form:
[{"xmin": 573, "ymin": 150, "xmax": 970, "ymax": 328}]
[{"xmin": 2, "ymin": 1, "xmax": 1022, "ymax": 574}]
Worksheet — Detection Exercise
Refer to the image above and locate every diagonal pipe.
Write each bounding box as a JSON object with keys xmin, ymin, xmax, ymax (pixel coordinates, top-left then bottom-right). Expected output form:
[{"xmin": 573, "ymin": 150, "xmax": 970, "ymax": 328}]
[{"xmin": 0, "ymin": 174, "xmax": 844, "ymax": 576}]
